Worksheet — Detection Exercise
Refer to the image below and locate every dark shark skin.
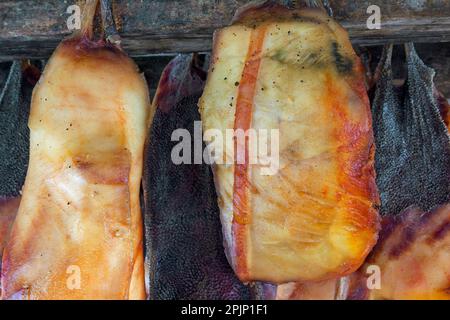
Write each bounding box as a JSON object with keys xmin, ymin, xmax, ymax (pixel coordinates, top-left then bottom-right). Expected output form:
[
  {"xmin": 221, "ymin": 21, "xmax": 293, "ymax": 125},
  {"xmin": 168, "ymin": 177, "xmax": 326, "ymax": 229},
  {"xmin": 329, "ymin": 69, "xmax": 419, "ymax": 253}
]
[
  {"xmin": 143, "ymin": 54, "xmax": 251, "ymax": 300},
  {"xmin": 372, "ymin": 44, "xmax": 450, "ymax": 216},
  {"xmin": 0, "ymin": 61, "xmax": 34, "ymax": 198}
]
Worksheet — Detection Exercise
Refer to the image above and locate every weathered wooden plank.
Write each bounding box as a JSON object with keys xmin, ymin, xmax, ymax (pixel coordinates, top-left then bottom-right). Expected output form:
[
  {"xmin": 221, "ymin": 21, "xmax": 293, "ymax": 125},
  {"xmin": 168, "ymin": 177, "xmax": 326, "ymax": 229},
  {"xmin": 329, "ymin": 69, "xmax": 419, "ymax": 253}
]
[{"xmin": 0, "ymin": 0, "xmax": 450, "ymax": 60}]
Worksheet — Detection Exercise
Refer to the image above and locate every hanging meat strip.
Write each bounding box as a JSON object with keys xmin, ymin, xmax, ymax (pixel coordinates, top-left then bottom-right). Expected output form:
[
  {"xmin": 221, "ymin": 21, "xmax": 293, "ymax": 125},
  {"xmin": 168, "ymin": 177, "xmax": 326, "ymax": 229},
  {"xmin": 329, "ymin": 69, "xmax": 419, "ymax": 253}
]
[
  {"xmin": 1, "ymin": 0, "xmax": 151, "ymax": 299},
  {"xmin": 199, "ymin": 2, "xmax": 380, "ymax": 283}
]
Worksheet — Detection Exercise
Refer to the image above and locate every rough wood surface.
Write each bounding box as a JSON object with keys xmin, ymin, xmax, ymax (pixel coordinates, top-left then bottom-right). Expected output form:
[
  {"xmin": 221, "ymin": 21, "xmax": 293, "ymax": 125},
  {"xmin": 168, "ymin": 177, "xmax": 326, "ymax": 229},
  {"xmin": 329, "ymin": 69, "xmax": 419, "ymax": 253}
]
[{"xmin": 1, "ymin": 0, "xmax": 450, "ymax": 60}]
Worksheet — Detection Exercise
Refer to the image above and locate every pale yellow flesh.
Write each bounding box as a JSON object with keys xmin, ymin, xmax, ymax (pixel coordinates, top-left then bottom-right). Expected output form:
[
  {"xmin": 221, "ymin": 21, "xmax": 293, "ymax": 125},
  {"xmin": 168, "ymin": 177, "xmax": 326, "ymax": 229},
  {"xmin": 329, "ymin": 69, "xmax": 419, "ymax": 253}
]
[
  {"xmin": 199, "ymin": 9, "xmax": 379, "ymax": 283},
  {"xmin": 1, "ymin": 40, "xmax": 151, "ymax": 299}
]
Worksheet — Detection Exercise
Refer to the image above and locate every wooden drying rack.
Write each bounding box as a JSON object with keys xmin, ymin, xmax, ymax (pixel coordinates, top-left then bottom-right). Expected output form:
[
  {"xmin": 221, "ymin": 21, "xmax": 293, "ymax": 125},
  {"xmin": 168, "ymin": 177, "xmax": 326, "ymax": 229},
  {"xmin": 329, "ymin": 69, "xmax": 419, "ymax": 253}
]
[{"xmin": 0, "ymin": 0, "xmax": 450, "ymax": 61}]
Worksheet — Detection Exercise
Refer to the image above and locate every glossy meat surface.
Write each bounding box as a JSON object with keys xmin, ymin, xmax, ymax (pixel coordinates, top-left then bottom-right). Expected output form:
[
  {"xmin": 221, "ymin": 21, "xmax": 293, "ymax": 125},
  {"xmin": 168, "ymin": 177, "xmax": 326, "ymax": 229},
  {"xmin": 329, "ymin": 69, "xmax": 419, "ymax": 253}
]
[
  {"xmin": 199, "ymin": 4, "xmax": 380, "ymax": 283},
  {"xmin": 346, "ymin": 204, "xmax": 450, "ymax": 300},
  {"xmin": 257, "ymin": 35, "xmax": 450, "ymax": 301},
  {"xmin": 0, "ymin": 198, "xmax": 20, "ymax": 268},
  {"xmin": 1, "ymin": 36, "xmax": 150, "ymax": 299}
]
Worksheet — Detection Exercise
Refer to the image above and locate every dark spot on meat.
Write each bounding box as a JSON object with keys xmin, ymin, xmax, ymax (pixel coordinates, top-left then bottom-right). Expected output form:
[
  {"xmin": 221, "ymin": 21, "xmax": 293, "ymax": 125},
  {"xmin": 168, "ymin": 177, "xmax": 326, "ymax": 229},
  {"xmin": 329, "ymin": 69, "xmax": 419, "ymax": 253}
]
[
  {"xmin": 331, "ymin": 41, "xmax": 353, "ymax": 75},
  {"xmin": 431, "ymin": 220, "xmax": 450, "ymax": 242},
  {"xmin": 389, "ymin": 225, "xmax": 416, "ymax": 259}
]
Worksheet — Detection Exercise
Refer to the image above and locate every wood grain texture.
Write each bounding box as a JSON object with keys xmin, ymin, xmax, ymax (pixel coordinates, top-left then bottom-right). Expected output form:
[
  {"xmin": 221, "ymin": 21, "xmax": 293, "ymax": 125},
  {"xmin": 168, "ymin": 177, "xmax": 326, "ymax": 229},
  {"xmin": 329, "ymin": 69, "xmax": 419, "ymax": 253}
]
[{"xmin": 1, "ymin": 0, "xmax": 450, "ymax": 60}]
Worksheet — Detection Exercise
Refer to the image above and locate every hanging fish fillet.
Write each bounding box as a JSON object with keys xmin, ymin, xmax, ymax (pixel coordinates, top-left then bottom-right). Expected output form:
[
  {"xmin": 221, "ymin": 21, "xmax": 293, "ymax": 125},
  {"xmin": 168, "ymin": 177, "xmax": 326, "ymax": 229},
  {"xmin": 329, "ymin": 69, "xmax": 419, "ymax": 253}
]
[
  {"xmin": 346, "ymin": 204, "xmax": 450, "ymax": 300},
  {"xmin": 143, "ymin": 54, "xmax": 250, "ymax": 299},
  {"xmin": 198, "ymin": 2, "xmax": 380, "ymax": 283},
  {"xmin": 1, "ymin": 0, "xmax": 150, "ymax": 299}
]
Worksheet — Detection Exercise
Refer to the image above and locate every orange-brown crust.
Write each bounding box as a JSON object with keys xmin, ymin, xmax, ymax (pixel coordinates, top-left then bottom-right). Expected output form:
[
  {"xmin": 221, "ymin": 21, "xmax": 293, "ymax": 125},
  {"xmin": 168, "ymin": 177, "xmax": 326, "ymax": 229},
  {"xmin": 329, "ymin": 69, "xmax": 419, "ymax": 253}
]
[
  {"xmin": 0, "ymin": 197, "xmax": 21, "ymax": 263},
  {"xmin": 346, "ymin": 204, "xmax": 450, "ymax": 300},
  {"xmin": 436, "ymin": 89, "xmax": 450, "ymax": 131},
  {"xmin": 56, "ymin": 37, "xmax": 138, "ymax": 78},
  {"xmin": 199, "ymin": 3, "xmax": 380, "ymax": 283},
  {"xmin": 232, "ymin": 26, "xmax": 268, "ymax": 281},
  {"xmin": 325, "ymin": 72, "xmax": 380, "ymax": 275},
  {"xmin": 1, "ymin": 34, "xmax": 149, "ymax": 300}
]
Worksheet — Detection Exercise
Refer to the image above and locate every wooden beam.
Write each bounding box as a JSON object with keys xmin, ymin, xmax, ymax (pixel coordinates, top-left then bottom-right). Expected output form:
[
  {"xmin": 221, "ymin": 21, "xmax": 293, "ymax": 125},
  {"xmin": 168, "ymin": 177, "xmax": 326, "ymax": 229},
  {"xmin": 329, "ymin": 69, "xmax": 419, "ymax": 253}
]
[{"xmin": 1, "ymin": 0, "xmax": 450, "ymax": 61}]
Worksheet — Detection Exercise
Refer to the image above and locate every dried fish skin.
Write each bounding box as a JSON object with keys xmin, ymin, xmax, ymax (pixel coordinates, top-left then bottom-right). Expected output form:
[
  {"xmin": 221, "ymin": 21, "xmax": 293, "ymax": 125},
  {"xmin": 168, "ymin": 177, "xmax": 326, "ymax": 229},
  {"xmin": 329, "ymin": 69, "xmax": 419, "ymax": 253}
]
[
  {"xmin": 199, "ymin": 4, "xmax": 380, "ymax": 283},
  {"xmin": 143, "ymin": 54, "xmax": 250, "ymax": 300},
  {"xmin": 0, "ymin": 62, "xmax": 31, "ymax": 198},
  {"xmin": 372, "ymin": 44, "xmax": 450, "ymax": 216}
]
